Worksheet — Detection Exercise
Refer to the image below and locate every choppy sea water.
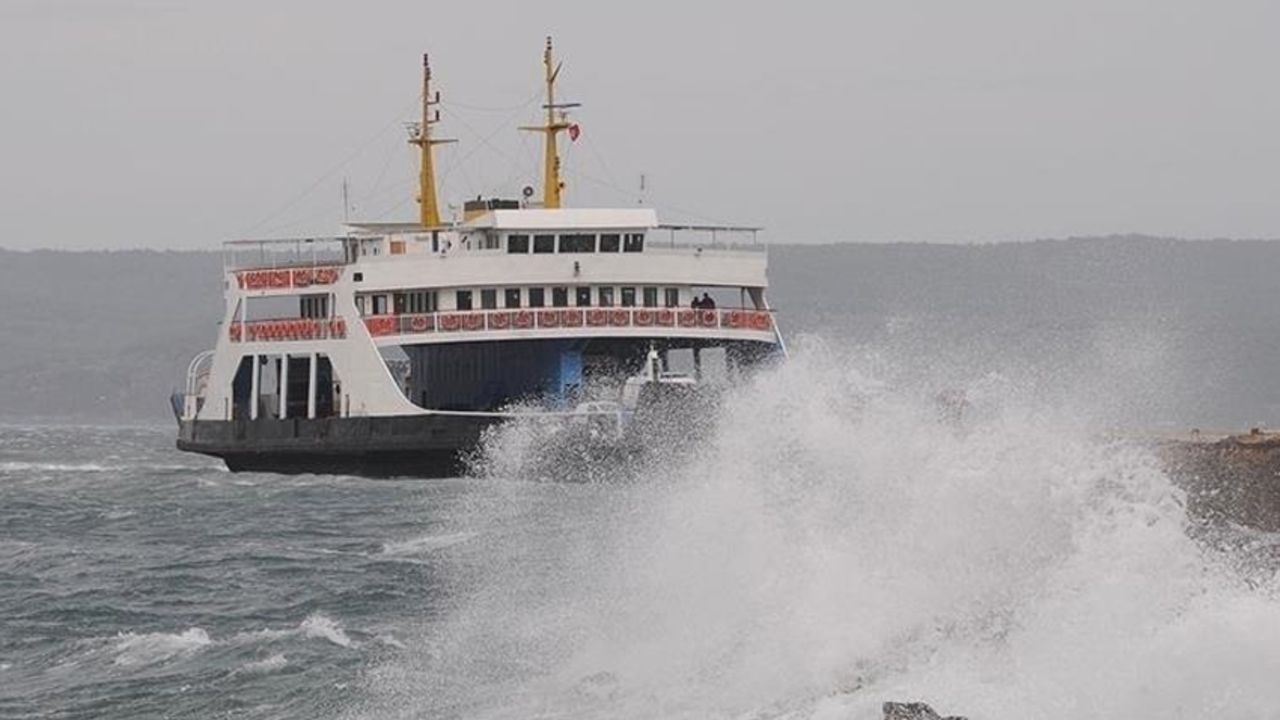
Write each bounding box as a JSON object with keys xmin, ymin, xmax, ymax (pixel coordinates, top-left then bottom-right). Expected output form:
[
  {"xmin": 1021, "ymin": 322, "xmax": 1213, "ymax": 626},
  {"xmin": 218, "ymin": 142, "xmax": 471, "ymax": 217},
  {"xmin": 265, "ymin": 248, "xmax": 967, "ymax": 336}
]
[{"xmin": 4, "ymin": 348, "xmax": 1280, "ymax": 719}]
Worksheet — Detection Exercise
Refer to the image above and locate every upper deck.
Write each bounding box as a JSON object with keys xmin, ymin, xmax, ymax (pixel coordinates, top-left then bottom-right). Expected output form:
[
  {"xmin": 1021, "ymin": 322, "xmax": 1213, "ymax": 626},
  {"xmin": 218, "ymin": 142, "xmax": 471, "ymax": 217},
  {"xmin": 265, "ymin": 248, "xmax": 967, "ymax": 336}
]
[{"xmin": 224, "ymin": 207, "xmax": 769, "ymax": 294}]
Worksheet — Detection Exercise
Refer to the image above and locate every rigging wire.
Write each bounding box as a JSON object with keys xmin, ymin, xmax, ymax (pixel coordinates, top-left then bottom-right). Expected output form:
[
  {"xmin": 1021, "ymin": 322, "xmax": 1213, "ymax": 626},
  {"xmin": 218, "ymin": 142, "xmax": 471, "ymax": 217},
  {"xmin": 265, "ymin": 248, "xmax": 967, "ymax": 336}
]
[{"xmin": 238, "ymin": 95, "xmax": 422, "ymax": 238}]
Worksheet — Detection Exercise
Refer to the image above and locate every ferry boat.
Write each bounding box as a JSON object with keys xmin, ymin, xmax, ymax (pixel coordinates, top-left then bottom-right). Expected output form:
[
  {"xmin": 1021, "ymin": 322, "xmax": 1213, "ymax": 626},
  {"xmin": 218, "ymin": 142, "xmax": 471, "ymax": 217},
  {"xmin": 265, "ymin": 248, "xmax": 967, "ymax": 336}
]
[{"xmin": 175, "ymin": 39, "xmax": 785, "ymax": 477}]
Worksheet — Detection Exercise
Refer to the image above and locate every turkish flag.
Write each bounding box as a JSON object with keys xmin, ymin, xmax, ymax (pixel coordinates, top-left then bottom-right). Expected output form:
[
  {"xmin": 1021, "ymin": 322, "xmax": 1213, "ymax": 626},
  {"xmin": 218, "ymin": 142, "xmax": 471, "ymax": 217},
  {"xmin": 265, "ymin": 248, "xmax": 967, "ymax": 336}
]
[{"xmin": 568, "ymin": 123, "xmax": 581, "ymax": 141}]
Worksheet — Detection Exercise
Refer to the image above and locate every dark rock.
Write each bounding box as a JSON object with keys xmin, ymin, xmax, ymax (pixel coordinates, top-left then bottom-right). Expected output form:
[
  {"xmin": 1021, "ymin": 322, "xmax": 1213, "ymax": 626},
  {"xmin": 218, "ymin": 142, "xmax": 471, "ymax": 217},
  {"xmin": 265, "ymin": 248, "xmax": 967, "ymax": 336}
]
[{"xmin": 883, "ymin": 701, "xmax": 968, "ymax": 720}]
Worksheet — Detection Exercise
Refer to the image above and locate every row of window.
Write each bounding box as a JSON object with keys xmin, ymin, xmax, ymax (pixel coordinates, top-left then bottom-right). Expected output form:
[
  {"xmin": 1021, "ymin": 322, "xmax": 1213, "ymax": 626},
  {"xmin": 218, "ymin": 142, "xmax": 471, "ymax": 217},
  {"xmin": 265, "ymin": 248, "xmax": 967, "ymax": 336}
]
[
  {"xmin": 507, "ymin": 233, "xmax": 645, "ymax": 255},
  {"xmin": 357, "ymin": 285, "xmax": 683, "ymax": 315},
  {"xmin": 460, "ymin": 285, "xmax": 680, "ymax": 310},
  {"xmin": 299, "ymin": 295, "xmax": 330, "ymax": 319}
]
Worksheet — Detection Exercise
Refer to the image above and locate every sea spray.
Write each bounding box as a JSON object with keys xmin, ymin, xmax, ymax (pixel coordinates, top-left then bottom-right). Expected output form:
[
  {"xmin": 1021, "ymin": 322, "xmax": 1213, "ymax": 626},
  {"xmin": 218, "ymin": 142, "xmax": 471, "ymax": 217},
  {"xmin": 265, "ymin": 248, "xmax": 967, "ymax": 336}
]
[{"xmin": 354, "ymin": 343, "xmax": 1280, "ymax": 719}]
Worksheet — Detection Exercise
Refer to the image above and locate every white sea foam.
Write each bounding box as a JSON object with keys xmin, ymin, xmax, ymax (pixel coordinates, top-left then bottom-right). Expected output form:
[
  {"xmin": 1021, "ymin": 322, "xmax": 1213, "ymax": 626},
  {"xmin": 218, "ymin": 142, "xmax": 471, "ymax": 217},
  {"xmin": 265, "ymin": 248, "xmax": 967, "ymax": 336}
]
[
  {"xmin": 0, "ymin": 461, "xmax": 116, "ymax": 473},
  {"xmin": 380, "ymin": 532, "xmax": 475, "ymax": 557},
  {"xmin": 238, "ymin": 653, "xmax": 288, "ymax": 674},
  {"xmin": 113, "ymin": 628, "xmax": 212, "ymax": 667},
  {"xmin": 353, "ymin": 341, "xmax": 1280, "ymax": 719},
  {"xmin": 301, "ymin": 613, "xmax": 353, "ymax": 648}
]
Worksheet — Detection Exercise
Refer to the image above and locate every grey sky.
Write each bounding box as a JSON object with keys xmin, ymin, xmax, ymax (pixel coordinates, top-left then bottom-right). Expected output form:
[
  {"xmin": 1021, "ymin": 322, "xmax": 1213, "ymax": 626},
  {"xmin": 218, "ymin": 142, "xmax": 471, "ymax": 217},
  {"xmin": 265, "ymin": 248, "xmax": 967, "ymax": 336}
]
[{"xmin": 2, "ymin": 0, "xmax": 1277, "ymax": 249}]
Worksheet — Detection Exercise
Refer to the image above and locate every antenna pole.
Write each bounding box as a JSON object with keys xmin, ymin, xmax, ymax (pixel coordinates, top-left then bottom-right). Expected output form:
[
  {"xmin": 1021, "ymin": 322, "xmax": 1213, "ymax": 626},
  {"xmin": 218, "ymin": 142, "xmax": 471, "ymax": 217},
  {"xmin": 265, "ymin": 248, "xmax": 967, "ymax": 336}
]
[
  {"xmin": 409, "ymin": 53, "xmax": 456, "ymax": 227},
  {"xmin": 520, "ymin": 37, "xmax": 577, "ymax": 209}
]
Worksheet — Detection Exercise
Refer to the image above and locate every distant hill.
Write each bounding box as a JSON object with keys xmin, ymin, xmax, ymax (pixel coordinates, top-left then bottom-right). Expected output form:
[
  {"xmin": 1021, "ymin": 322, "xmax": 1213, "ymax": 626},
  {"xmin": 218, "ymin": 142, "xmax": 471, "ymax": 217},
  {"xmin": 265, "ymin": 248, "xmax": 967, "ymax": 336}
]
[{"xmin": 2, "ymin": 237, "xmax": 1278, "ymax": 427}]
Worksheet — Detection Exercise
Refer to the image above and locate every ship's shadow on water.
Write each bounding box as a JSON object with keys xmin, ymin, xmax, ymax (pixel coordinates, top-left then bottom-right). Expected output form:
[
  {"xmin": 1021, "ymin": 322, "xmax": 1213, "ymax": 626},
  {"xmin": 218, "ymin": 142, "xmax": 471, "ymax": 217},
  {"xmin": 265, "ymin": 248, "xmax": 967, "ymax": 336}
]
[{"xmin": 350, "ymin": 341, "xmax": 1280, "ymax": 720}]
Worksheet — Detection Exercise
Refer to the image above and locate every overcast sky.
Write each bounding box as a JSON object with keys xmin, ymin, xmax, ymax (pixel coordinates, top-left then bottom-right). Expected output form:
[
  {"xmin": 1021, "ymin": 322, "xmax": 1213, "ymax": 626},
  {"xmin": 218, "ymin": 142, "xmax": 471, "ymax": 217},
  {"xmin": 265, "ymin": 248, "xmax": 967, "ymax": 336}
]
[{"xmin": 2, "ymin": 0, "xmax": 1277, "ymax": 249}]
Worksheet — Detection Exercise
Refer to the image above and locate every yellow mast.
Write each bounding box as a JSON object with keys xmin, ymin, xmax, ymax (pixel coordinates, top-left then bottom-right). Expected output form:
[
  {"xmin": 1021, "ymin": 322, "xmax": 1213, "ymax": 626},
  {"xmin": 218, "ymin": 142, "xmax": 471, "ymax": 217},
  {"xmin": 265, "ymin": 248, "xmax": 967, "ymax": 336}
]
[
  {"xmin": 409, "ymin": 53, "xmax": 455, "ymax": 227},
  {"xmin": 520, "ymin": 37, "xmax": 577, "ymax": 209}
]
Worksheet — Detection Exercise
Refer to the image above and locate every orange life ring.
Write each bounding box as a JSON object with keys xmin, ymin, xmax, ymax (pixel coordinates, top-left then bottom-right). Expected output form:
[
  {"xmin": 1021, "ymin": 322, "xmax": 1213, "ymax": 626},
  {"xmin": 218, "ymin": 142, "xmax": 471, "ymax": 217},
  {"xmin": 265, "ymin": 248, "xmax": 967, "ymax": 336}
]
[
  {"xmin": 634, "ymin": 309, "xmax": 654, "ymax": 326},
  {"xmin": 586, "ymin": 309, "xmax": 608, "ymax": 326},
  {"xmin": 229, "ymin": 323, "xmax": 242, "ymax": 342},
  {"xmin": 463, "ymin": 314, "xmax": 484, "ymax": 331},
  {"xmin": 440, "ymin": 313, "xmax": 461, "ymax": 331},
  {"xmin": 409, "ymin": 315, "xmax": 431, "ymax": 332},
  {"xmin": 561, "ymin": 309, "xmax": 583, "ymax": 327},
  {"xmin": 514, "ymin": 310, "xmax": 534, "ymax": 328},
  {"xmin": 677, "ymin": 309, "xmax": 697, "ymax": 327},
  {"xmin": 699, "ymin": 309, "xmax": 718, "ymax": 327},
  {"xmin": 609, "ymin": 309, "xmax": 630, "ymax": 326},
  {"xmin": 292, "ymin": 268, "xmax": 313, "ymax": 287},
  {"xmin": 538, "ymin": 310, "xmax": 560, "ymax": 328},
  {"xmin": 656, "ymin": 309, "xmax": 674, "ymax": 326},
  {"xmin": 314, "ymin": 267, "xmax": 339, "ymax": 284},
  {"xmin": 488, "ymin": 311, "xmax": 511, "ymax": 330},
  {"xmin": 750, "ymin": 312, "xmax": 771, "ymax": 331}
]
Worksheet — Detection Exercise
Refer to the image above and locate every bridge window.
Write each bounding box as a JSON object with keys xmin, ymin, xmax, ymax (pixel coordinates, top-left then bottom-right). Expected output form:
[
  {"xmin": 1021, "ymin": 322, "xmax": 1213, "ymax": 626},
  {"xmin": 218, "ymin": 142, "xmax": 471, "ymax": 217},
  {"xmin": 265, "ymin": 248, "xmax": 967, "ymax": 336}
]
[
  {"xmin": 559, "ymin": 234, "xmax": 596, "ymax": 253},
  {"xmin": 664, "ymin": 288, "xmax": 680, "ymax": 308},
  {"xmin": 620, "ymin": 287, "xmax": 636, "ymax": 307},
  {"xmin": 372, "ymin": 294, "xmax": 389, "ymax": 315},
  {"xmin": 504, "ymin": 288, "xmax": 521, "ymax": 308},
  {"xmin": 599, "ymin": 234, "xmax": 621, "ymax": 252},
  {"xmin": 533, "ymin": 234, "xmax": 555, "ymax": 253},
  {"xmin": 552, "ymin": 287, "xmax": 569, "ymax": 307},
  {"xmin": 456, "ymin": 290, "xmax": 473, "ymax": 311},
  {"xmin": 507, "ymin": 234, "xmax": 530, "ymax": 253},
  {"xmin": 624, "ymin": 233, "xmax": 645, "ymax": 252},
  {"xmin": 528, "ymin": 287, "xmax": 546, "ymax": 307},
  {"xmin": 575, "ymin": 287, "xmax": 591, "ymax": 306},
  {"xmin": 642, "ymin": 287, "xmax": 658, "ymax": 307},
  {"xmin": 598, "ymin": 287, "xmax": 614, "ymax": 307},
  {"xmin": 480, "ymin": 289, "xmax": 497, "ymax": 310}
]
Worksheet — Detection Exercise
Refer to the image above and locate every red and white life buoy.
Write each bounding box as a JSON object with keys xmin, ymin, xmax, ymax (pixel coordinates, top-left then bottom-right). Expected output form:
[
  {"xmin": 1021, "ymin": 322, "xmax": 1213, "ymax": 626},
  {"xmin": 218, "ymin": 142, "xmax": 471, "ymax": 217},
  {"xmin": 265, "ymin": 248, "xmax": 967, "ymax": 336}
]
[
  {"xmin": 634, "ymin": 309, "xmax": 654, "ymax": 326},
  {"xmin": 561, "ymin": 309, "xmax": 583, "ymax": 327},
  {"xmin": 488, "ymin": 311, "xmax": 511, "ymax": 330},
  {"xmin": 656, "ymin": 309, "xmax": 674, "ymax": 326},
  {"xmin": 514, "ymin": 310, "xmax": 534, "ymax": 328},
  {"xmin": 586, "ymin": 309, "xmax": 608, "ymax": 326},
  {"xmin": 538, "ymin": 310, "xmax": 560, "ymax": 328},
  {"xmin": 409, "ymin": 315, "xmax": 431, "ymax": 332},
  {"xmin": 750, "ymin": 312, "xmax": 771, "ymax": 331},
  {"xmin": 699, "ymin": 309, "xmax": 718, "ymax": 327},
  {"xmin": 609, "ymin": 309, "xmax": 630, "ymax": 327}
]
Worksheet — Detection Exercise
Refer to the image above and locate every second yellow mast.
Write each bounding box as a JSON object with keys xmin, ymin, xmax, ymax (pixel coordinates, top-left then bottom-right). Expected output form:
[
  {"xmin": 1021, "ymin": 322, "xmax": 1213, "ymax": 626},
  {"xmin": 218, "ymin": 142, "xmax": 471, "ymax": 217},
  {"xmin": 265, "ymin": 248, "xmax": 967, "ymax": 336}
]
[{"xmin": 521, "ymin": 37, "xmax": 577, "ymax": 209}]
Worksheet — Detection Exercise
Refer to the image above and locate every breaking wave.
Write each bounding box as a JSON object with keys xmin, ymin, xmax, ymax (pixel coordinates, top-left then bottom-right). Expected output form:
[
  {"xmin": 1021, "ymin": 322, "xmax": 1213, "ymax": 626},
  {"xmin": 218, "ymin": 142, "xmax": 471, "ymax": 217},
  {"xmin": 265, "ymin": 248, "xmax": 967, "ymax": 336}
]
[{"xmin": 355, "ymin": 341, "xmax": 1280, "ymax": 719}]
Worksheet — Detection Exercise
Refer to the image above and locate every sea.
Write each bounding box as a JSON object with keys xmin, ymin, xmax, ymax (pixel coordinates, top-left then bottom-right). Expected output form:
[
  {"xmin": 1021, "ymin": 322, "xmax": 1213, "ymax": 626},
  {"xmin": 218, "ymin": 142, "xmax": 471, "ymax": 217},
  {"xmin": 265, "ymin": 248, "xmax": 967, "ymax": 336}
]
[{"xmin": 4, "ymin": 344, "xmax": 1280, "ymax": 719}]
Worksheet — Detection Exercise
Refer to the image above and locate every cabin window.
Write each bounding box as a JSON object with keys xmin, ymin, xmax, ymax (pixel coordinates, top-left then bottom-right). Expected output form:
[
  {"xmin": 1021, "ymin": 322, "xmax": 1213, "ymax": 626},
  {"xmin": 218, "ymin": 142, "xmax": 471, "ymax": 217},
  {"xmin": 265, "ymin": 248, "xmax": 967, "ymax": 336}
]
[
  {"xmin": 528, "ymin": 287, "xmax": 546, "ymax": 308},
  {"xmin": 664, "ymin": 287, "xmax": 680, "ymax": 308},
  {"xmin": 599, "ymin": 234, "xmax": 621, "ymax": 252},
  {"xmin": 372, "ymin": 295, "xmax": 389, "ymax": 315},
  {"xmin": 642, "ymin": 287, "xmax": 658, "ymax": 307},
  {"xmin": 552, "ymin": 287, "xmax": 569, "ymax": 307},
  {"xmin": 480, "ymin": 289, "xmax": 497, "ymax": 310},
  {"xmin": 393, "ymin": 293, "xmax": 407, "ymax": 314},
  {"xmin": 533, "ymin": 234, "xmax": 555, "ymax": 253},
  {"xmin": 483, "ymin": 233, "xmax": 500, "ymax": 250},
  {"xmin": 620, "ymin": 287, "xmax": 637, "ymax": 307},
  {"xmin": 598, "ymin": 287, "xmax": 614, "ymax": 307},
  {"xmin": 575, "ymin": 287, "xmax": 591, "ymax": 307},
  {"xmin": 624, "ymin": 233, "xmax": 645, "ymax": 252},
  {"xmin": 300, "ymin": 295, "xmax": 329, "ymax": 319},
  {"xmin": 507, "ymin": 234, "xmax": 530, "ymax": 253},
  {"xmin": 559, "ymin": 234, "xmax": 596, "ymax": 253},
  {"xmin": 504, "ymin": 288, "xmax": 521, "ymax": 308},
  {"xmin": 456, "ymin": 290, "xmax": 473, "ymax": 311},
  {"xmin": 355, "ymin": 295, "xmax": 367, "ymax": 316},
  {"xmin": 405, "ymin": 290, "xmax": 437, "ymax": 314}
]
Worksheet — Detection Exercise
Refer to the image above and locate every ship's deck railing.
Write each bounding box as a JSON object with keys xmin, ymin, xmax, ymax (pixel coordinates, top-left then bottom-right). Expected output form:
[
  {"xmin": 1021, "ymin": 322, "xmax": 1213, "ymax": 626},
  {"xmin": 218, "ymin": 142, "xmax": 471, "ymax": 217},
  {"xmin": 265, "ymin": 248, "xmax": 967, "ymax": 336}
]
[
  {"xmin": 223, "ymin": 237, "xmax": 351, "ymax": 272},
  {"xmin": 225, "ymin": 307, "xmax": 776, "ymax": 343},
  {"xmin": 652, "ymin": 224, "xmax": 765, "ymax": 252}
]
